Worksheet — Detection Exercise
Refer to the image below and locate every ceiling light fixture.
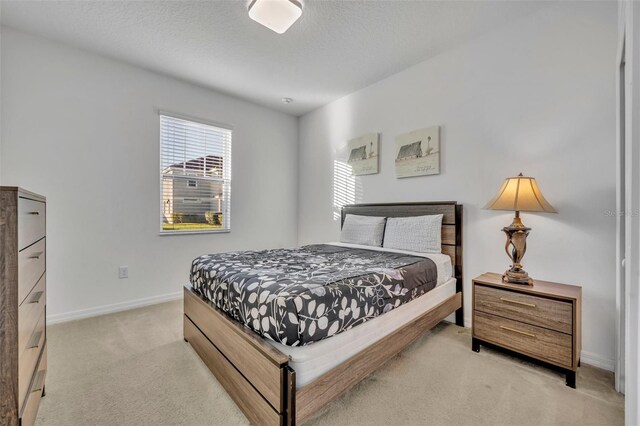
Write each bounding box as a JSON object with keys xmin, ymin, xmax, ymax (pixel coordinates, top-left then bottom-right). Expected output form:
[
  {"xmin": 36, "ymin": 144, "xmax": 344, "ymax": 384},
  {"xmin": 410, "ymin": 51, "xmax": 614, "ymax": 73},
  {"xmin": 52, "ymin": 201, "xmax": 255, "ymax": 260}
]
[
  {"xmin": 281, "ymin": 97, "xmax": 293, "ymax": 104},
  {"xmin": 248, "ymin": 0, "xmax": 302, "ymax": 34}
]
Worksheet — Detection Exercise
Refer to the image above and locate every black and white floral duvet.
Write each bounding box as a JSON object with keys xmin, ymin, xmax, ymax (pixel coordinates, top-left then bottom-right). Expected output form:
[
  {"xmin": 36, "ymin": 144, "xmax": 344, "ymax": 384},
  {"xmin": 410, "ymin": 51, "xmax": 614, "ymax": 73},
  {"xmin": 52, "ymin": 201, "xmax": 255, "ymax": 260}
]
[{"xmin": 190, "ymin": 244, "xmax": 438, "ymax": 346}]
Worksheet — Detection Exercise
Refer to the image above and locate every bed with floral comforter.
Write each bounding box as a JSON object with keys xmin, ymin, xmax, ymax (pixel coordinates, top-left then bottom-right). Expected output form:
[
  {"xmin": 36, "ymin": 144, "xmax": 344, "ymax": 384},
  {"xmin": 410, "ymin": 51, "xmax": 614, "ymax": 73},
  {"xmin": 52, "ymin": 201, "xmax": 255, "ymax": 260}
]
[{"xmin": 189, "ymin": 244, "xmax": 438, "ymax": 346}]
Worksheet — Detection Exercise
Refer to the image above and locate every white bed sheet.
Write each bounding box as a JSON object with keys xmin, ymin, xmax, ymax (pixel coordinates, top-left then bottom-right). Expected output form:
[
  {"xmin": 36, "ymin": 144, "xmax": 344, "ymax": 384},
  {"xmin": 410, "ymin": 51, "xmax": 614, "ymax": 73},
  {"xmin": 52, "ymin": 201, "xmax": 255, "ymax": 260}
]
[
  {"xmin": 327, "ymin": 241, "xmax": 453, "ymax": 286},
  {"xmin": 267, "ymin": 276, "xmax": 457, "ymax": 388}
]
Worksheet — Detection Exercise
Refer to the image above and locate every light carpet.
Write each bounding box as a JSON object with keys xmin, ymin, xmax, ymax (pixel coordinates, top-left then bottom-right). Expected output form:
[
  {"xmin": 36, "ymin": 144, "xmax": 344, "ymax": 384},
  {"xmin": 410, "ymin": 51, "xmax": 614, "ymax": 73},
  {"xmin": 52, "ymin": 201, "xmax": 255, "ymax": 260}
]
[{"xmin": 37, "ymin": 300, "xmax": 624, "ymax": 425}]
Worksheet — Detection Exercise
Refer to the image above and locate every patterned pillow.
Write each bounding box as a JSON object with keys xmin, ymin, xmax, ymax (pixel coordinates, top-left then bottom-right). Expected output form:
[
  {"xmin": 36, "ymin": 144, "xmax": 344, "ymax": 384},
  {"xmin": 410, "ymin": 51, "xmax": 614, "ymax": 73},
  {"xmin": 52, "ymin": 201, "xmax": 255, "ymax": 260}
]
[
  {"xmin": 340, "ymin": 214, "xmax": 387, "ymax": 247},
  {"xmin": 383, "ymin": 214, "xmax": 443, "ymax": 253}
]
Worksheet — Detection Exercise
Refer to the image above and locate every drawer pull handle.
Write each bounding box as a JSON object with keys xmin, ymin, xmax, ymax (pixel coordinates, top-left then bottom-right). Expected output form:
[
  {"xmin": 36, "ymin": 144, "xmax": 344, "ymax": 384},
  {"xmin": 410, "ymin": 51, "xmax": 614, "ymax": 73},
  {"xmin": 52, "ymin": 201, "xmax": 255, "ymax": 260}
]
[
  {"xmin": 26, "ymin": 211, "xmax": 40, "ymax": 215},
  {"xmin": 500, "ymin": 297, "xmax": 536, "ymax": 308},
  {"xmin": 500, "ymin": 325, "xmax": 536, "ymax": 338},
  {"xmin": 31, "ymin": 370, "xmax": 46, "ymax": 394},
  {"xmin": 28, "ymin": 291, "xmax": 44, "ymax": 304},
  {"xmin": 28, "ymin": 252, "xmax": 43, "ymax": 260},
  {"xmin": 26, "ymin": 331, "xmax": 42, "ymax": 349}
]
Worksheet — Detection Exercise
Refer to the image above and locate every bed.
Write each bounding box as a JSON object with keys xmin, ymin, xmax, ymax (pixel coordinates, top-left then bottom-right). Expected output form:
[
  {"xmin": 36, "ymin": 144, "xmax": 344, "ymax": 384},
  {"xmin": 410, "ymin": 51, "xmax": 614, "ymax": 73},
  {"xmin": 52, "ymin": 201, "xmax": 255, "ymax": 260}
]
[{"xmin": 183, "ymin": 202, "xmax": 463, "ymax": 425}]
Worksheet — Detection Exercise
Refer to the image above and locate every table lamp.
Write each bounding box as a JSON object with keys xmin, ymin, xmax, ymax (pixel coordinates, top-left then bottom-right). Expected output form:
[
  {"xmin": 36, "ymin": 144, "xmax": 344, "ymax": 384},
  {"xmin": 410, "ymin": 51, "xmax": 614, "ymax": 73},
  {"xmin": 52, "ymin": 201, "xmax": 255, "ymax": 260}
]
[{"xmin": 484, "ymin": 173, "xmax": 557, "ymax": 285}]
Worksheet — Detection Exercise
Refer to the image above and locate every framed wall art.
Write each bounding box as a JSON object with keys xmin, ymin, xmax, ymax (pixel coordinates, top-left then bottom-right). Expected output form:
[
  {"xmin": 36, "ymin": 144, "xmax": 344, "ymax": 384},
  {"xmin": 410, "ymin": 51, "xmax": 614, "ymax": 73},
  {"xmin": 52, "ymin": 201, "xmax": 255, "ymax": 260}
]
[
  {"xmin": 347, "ymin": 133, "xmax": 379, "ymax": 176},
  {"xmin": 394, "ymin": 126, "xmax": 440, "ymax": 178}
]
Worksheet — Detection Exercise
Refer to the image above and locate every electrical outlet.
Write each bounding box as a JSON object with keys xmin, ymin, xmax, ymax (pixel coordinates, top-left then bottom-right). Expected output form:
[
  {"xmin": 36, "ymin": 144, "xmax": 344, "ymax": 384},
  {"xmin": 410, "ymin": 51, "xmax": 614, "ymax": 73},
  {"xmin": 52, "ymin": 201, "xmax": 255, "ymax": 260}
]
[{"xmin": 118, "ymin": 266, "xmax": 129, "ymax": 279}]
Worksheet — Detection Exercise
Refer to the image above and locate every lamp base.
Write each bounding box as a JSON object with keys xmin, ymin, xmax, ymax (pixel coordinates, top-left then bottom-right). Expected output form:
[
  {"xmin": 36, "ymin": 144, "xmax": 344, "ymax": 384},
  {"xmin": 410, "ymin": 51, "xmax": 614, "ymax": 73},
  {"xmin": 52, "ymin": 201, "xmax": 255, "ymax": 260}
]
[
  {"xmin": 501, "ymin": 212, "xmax": 534, "ymax": 286},
  {"xmin": 502, "ymin": 269, "xmax": 533, "ymax": 285}
]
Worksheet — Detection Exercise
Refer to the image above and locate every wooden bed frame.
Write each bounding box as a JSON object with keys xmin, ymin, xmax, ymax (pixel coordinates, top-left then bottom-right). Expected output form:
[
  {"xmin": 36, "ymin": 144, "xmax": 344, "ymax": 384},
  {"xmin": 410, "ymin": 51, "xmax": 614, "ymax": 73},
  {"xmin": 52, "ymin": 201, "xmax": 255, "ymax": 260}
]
[{"xmin": 184, "ymin": 202, "xmax": 463, "ymax": 425}]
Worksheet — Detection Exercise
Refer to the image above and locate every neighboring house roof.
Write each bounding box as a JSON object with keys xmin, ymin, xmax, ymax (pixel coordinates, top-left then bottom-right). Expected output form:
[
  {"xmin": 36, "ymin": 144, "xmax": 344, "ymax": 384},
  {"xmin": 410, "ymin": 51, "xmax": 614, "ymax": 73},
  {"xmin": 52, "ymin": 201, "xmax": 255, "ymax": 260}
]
[
  {"xmin": 165, "ymin": 155, "xmax": 223, "ymax": 176},
  {"xmin": 396, "ymin": 141, "xmax": 422, "ymax": 160},
  {"xmin": 348, "ymin": 146, "xmax": 367, "ymax": 162},
  {"xmin": 169, "ymin": 155, "xmax": 222, "ymax": 170}
]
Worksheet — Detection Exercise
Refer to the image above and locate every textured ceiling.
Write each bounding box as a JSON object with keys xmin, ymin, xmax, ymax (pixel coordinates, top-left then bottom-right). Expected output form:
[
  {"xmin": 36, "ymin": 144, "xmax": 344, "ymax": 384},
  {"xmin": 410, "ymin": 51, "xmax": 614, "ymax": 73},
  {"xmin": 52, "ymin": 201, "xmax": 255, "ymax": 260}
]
[{"xmin": 1, "ymin": 1, "xmax": 550, "ymax": 115}]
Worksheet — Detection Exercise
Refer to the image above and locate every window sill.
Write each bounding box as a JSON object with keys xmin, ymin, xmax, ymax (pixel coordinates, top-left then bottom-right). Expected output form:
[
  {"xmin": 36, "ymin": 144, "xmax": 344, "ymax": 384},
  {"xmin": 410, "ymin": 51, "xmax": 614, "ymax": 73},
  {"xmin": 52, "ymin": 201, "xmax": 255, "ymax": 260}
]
[{"xmin": 158, "ymin": 229, "xmax": 231, "ymax": 236}]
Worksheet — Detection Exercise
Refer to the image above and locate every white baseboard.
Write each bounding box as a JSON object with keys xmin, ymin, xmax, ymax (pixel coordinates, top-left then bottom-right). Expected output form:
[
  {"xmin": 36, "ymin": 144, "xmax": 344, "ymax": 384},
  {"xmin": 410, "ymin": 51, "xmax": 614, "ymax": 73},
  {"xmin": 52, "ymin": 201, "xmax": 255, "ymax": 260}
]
[
  {"xmin": 46, "ymin": 296, "xmax": 617, "ymax": 373},
  {"xmin": 47, "ymin": 291, "xmax": 183, "ymax": 325},
  {"xmin": 580, "ymin": 350, "xmax": 615, "ymax": 372}
]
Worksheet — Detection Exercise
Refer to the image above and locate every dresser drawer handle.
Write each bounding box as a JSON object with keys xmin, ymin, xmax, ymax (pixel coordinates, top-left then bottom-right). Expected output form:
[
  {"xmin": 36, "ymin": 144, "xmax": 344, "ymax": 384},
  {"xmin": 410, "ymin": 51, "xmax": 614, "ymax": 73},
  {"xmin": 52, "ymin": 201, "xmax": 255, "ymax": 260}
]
[
  {"xmin": 26, "ymin": 331, "xmax": 43, "ymax": 349},
  {"xmin": 499, "ymin": 325, "xmax": 536, "ymax": 338},
  {"xmin": 26, "ymin": 211, "xmax": 40, "ymax": 215},
  {"xmin": 28, "ymin": 252, "xmax": 43, "ymax": 260},
  {"xmin": 31, "ymin": 370, "xmax": 46, "ymax": 394},
  {"xmin": 28, "ymin": 291, "xmax": 44, "ymax": 304},
  {"xmin": 500, "ymin": 297, "xmax": 536, "ymax": 308}
]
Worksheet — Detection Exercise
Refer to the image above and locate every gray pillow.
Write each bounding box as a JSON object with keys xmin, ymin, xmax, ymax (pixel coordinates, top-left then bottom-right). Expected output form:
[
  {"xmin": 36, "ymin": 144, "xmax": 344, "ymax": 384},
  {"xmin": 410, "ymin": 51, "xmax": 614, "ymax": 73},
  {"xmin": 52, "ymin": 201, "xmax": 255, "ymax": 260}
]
[
  {"xmin": 340, "ymin": 214, "xmax": 386, "ymax": 247},
  {"xmin": 383, "ymin": 214, "xmax": 443, "ymax": 253}
]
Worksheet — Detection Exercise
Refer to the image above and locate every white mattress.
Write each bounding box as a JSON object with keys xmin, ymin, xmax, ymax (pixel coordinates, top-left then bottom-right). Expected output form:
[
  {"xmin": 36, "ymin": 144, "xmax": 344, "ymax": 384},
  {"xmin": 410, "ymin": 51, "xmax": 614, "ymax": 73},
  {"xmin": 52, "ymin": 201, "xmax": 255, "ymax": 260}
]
[
  {"xmin": 268, "ymin": 276, "xmax": 457, "ymax": 388},
  {"xmin": 326, "ymin": 241, "xmax": 453, "ymax": 287}
]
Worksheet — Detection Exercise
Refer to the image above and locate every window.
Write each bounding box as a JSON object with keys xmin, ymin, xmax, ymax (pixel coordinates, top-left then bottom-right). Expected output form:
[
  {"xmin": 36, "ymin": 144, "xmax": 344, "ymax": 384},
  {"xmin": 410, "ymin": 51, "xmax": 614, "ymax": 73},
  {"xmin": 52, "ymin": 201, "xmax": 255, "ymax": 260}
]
[{"xmin": 160, "ymin": 113, "xmax": 232, "ymax": 233}]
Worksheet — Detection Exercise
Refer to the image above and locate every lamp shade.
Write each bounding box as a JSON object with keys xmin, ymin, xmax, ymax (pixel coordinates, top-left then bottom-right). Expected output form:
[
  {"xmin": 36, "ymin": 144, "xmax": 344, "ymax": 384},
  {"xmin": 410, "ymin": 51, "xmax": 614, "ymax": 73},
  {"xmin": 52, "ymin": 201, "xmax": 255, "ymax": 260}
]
[{"xmin": 484, "ymin": 173, "xmax": 557, "ymax": 213}]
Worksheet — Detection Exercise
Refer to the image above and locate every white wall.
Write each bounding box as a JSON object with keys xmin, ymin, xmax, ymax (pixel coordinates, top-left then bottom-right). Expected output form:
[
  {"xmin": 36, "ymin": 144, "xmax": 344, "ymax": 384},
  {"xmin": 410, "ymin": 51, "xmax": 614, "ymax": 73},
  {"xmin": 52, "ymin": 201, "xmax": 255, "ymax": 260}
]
[
  {"xmin": 620, "ymin": 0, "xmax": 640, "ymax": 423},
  {"xmin": 298, "ymin": 2, "xmax": 618, "ymax": 369},
  {"xmin": 1, "ymin": 28, "xmax": 299, "ymax": 322}
]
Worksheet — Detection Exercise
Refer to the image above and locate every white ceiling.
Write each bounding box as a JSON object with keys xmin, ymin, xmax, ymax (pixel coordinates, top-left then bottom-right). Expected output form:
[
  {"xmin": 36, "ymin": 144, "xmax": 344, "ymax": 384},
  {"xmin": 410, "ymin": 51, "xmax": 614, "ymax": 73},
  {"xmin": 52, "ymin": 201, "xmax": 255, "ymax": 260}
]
[{"xmin": 1, "ymin": 1, "xmax": 550, "ymax": 115}]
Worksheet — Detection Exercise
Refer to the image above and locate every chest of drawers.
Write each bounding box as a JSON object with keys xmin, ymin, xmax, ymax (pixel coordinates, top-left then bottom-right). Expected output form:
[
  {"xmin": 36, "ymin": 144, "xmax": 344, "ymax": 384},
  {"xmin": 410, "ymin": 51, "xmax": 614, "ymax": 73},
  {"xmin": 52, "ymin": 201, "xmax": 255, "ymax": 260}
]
[
  {"xmin": 1, "ymin": 187, "xmax": 47, "ymax": 425},
  {"xmin": 472, "ymin": 272, "xmax": 581, "ymax": 388}
]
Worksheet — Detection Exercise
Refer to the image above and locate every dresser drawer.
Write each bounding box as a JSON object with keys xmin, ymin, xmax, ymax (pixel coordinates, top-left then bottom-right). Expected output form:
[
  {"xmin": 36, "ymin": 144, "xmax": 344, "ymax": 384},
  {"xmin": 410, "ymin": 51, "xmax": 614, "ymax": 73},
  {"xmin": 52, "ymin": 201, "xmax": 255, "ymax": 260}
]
[
  {"xmin": 18, "ymin": 238, "xmax": 46, "ymax": 305},
  {"xmin": 18, "ymin": 197, "xmax": 46, "ymax": 251},
  {"xmin": 474, "ymin": 311, "xmax": 572, "ymax": 368},
  {"xmin": 18, "ymin": 311, "xmax": 46, "ymax": 409},
  {"xmin": 475, "ymin": 285, "xmax": 573, "ymax": 334},
  {"xmin": 20, "ymin": 344, "xmax": 47, "ymax": 426},
  {"xmin": 18, "ymin": 275, "xmax": 46, "ymax": 355}
]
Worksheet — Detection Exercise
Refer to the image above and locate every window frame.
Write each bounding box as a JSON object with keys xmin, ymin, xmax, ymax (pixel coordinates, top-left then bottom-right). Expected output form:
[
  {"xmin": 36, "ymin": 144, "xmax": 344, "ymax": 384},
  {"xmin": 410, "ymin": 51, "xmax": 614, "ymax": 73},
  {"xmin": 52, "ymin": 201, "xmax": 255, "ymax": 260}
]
[{"xmin": 158, "ymin": 111, "xmax": 233, "ymax": 236}]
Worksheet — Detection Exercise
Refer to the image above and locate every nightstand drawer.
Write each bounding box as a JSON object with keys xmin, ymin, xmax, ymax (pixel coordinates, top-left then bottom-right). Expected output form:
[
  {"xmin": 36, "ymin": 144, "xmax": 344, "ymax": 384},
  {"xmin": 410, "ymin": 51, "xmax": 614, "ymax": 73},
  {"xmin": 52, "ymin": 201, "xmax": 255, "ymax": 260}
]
[
  {"xmin": 474, "ymin": 311, "xmax": 572, "ymax": 368},
  {"xmin": 475, "ymin": 285, "xmax": 573, "ymax": 334}
]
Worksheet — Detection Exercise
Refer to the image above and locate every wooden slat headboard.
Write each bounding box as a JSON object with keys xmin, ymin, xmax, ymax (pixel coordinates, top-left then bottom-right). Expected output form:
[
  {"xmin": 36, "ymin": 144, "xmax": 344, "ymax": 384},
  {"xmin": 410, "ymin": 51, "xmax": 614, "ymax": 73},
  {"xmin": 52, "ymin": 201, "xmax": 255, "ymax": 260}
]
[{"xmin": 340, "ymin": 202, "xmax": 463, "ymax": 302}]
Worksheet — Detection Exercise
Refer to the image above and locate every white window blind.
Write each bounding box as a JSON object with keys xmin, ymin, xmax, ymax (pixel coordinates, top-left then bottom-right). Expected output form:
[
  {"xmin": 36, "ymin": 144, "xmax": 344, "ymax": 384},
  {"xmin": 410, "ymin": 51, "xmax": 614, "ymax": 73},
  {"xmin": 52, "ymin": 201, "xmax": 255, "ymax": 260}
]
[{"xmin": 160, "ymin": 114, "xmax": 232, "ymax": 233}]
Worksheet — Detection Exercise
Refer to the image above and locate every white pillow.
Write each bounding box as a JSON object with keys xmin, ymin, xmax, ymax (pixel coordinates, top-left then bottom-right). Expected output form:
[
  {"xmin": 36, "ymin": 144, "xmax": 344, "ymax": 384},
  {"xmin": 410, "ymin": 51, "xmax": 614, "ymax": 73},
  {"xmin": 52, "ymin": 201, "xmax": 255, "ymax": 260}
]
[
  {"xmin": 383, "ymin": 214, "xmax": 443, "ymax": 253},
  {"xmin": 340, "ymin": 214, "xmax": 386, "ymax": 247}
]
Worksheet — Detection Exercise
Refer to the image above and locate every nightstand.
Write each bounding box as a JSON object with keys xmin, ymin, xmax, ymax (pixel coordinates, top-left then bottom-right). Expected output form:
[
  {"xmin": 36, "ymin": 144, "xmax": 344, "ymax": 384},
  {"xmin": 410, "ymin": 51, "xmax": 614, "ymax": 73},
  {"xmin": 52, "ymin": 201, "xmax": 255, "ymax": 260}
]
[{"xmin": 472, "ymin": 272, "xmax": 582, "ymax": 388}]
